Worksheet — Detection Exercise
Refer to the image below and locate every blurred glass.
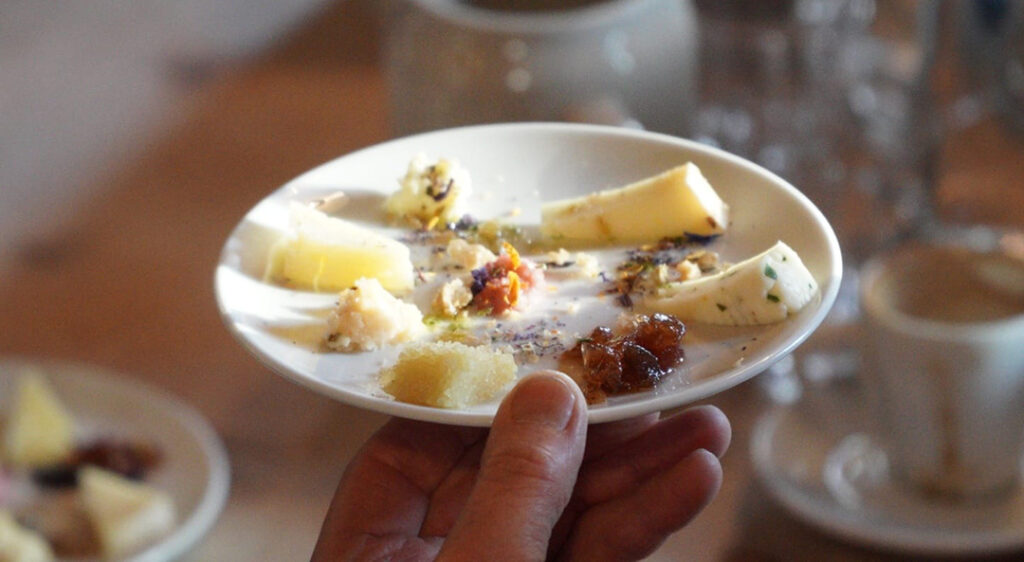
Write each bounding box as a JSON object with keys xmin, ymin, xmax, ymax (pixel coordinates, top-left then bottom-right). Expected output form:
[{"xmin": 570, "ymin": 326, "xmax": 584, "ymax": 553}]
[
  {"xmin": 957, "ymin": 0, "xmax": 1024, "ymax": 136},
  {"xmin": 384, "ymin": 0, "xmax": 698, "ymax": 136},
  {"xmin": 693, "ymin": 0, "xmax": 939, "ymax": 269},
  {"xmin": 689, "ymin": 1, "xmax": 945, "ymax": 397}
]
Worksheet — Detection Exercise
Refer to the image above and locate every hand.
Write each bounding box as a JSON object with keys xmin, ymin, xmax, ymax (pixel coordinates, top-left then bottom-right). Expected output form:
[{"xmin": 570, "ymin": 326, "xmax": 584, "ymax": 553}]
[{"xmin": 312, "ymin": 371, "xmax": 730, "ymax": 561}]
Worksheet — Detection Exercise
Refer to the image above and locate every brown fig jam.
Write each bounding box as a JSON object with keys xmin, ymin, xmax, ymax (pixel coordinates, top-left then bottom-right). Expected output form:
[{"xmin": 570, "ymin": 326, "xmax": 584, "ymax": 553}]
[{"xmin": 559, "ymin": 313, "xmax": 685, "ymax": 404}]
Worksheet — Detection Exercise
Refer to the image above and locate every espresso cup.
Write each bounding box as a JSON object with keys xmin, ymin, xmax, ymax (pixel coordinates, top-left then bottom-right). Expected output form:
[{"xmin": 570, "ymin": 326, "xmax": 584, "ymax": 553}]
[{"xmin": 858, "ymin": 231, "xmax": 1024, "ymax": 499}]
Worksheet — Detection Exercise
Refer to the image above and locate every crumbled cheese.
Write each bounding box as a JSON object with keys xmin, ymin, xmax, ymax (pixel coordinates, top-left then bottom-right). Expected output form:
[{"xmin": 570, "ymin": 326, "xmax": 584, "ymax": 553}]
[
  {"xmin": 574, "ymin": 252, "xmax": 601, "ymax": 278},
  {"xmin": 433, "ymin": 278, "xmax": 473, "ymax": 317},
  {"xmin": 325, "ymin": 278, "xmax": 426, "ymax": 351},
  {"xmin": 652, "ymin": 264, "xmax": 671, "ymax": 286},
  {"xmin": 543, "ymin": 248, "xmax": 601, "ymax": 280},
  {"xmin": 545, "ymin": 248, "xmax": 573, "ymax": 267},
  {"xmin": 384, "ymin": 154, "xmax": 472, "ymax": 228},
  {"xmin": 445, "ymin": 238, "xmax": 496, "ymax": 271},
  {"xmin": 687, "ymin": 249, "xmax": 721, "ymax": 272}
]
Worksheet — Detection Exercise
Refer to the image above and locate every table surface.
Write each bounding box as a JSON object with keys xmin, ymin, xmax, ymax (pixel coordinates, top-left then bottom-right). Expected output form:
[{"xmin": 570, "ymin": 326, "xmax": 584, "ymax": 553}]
[{"xmin": 2, "ymin": 3, "xmax": 1023, "ymax": 561}]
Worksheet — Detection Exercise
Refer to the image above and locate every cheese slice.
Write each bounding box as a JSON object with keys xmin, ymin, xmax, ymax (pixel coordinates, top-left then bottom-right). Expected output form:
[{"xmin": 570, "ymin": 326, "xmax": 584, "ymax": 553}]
[
  {"xmin": 540, "ymin": 163, "xmax": 728, "ymax": 244},
  {"xmin": 79, "ymin": 467, "xmax": 176, "ymax": 559},
  {"xmin": 645, "ymin": 241, "xmax": 818, "ymax": 325},
  {"xmin": 3, "ymin": 372, "xmax": 74, "ymax": 468},
  {"xmin": 265, "ymin": 203, "xmax": 415, "ymax": 294}
]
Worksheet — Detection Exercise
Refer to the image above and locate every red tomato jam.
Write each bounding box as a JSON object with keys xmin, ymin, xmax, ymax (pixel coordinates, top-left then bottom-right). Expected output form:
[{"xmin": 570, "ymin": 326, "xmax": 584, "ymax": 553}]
[{"xmin": 470, "ymin": 243, "xmax": 543, "ymax": 315}]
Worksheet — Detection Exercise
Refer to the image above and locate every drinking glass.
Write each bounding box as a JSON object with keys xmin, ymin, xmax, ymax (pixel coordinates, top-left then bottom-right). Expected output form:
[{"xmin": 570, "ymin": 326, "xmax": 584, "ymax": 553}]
[
  {"xmin": 689, "ymin": 0, "xmax": 944, "ymax": 394},
  {"xmin": 383, "ymin": 0, "xmax": 699, "ymax": 136}
]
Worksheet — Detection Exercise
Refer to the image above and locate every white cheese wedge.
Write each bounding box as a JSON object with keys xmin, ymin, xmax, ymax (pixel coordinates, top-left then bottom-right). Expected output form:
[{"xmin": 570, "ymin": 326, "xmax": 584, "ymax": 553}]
[
  {"xmin": 0, "ymin": 510, "xmax": 54, "ymax": 562},
  {"xmin": 265, "ymin": 202, "xmax": 415, "ymax": 294},
  {"xmin": 3, "ymin": 372, "xmax": 74, "ymax": 468},
  {"xmin": 645, "ymin": 241, "xmax": 818, "ymax": 325},
  {"xmin": 540, "ymin": 162, "xmax": 728, "ymax": 243},
  {"xmin": 79, "ymin": 467, "xmax": 176, "ymax": 560}
]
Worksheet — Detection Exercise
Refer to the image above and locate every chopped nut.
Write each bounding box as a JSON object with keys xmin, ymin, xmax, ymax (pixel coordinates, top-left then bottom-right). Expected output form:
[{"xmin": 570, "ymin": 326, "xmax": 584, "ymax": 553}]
[
  {"xmin": 433, "ymin": 278, "xmax": 473, "ymax": 317},
  {"xmin": 675, "ymin": 260, "xmax": 701, "ymax": 280}
]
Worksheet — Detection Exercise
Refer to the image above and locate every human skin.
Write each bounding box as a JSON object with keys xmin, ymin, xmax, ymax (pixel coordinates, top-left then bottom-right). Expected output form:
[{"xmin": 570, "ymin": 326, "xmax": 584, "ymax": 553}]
[{"xmin": 312, "ymin": 371, "xmax": 730, "ymax": 561}]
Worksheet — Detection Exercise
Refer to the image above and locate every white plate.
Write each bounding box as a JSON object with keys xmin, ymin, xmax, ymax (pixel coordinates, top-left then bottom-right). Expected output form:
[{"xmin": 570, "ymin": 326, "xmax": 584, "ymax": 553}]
[
  {"xmin": 215, "ymin": 123, "xmax": 841, "ymax": 426},
  {"xmin": 752, "ymin": 384, "xmax": 1024, "ymax": 555},
  {"xmin": 0, "ymin": 359, "xmax": 231, "ymax": 561}
]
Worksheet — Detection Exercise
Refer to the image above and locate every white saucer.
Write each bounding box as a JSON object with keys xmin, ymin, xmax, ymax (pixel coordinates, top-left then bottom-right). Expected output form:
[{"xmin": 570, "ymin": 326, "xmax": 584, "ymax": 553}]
[{"xmin": 751, "ymin": 386, "xmax": 1024, "ymax": 556}]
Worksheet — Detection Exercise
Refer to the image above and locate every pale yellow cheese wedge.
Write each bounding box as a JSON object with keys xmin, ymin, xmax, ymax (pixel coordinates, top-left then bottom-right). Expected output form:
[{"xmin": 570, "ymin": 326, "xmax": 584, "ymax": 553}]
[
  {"xmin": 3, "ymin": 372, "xmax": 74, "ymax": 468},
  {"xmin": 380, "ymin": 341, "xmax": 517, "ymax": 409},
  {"xmin": 0, "ymin": 510, "xmax": 54, "ymax": 562},
  {"xmin": 540, "ymin": 163, "xmax": 728, "ymax": 243},
  {"xmin": 645, "ymin": 241, "xmax": 818, "ymax": 325},
  {"xmin": 265, "ymin": 203, "xmax": 415, "ymax": 294},
  {"xmin": 79, "ymin": 467, "xmax": 176, "ymax": 559}
]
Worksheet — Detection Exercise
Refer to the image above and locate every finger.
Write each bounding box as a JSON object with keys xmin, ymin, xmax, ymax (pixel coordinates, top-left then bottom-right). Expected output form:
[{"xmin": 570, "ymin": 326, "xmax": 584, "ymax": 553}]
[
  {"xmin": 583, "ymin": 413, "xmax": 659, "ymax": 461},
  {"xmin": 543, "ymin": 416, "xmax": 662, "ymax": 558},
  {"xmin": 559, "ymin": 448, "xmax": 723, "ymax": 561},
  {"xmin": 313, "ymin": 419, "xmax": 484, "ymax": 560},
  {"xmin": 439, "ymin": 371, "xmax": 587, "ymax": 560},
  {"xmin": 419, "ymin": 438, "xmax": 486, "ymax": 537},
  {"xmin": 576, "ymin": 405, "xmax": 730, "ymax": 505}
]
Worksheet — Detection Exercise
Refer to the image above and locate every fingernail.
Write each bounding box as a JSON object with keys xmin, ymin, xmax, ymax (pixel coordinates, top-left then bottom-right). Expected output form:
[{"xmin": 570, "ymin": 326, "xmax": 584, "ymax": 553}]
[{"xmin": 510, "ymin": 373, "xmax": 577, "ymax": 430}]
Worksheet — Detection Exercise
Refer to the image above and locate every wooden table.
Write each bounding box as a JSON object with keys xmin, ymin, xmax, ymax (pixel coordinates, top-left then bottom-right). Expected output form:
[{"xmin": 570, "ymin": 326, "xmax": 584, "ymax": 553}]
[{"xmin": 2, "ymin": 3, "xmax": 1022, "ymax": 560}]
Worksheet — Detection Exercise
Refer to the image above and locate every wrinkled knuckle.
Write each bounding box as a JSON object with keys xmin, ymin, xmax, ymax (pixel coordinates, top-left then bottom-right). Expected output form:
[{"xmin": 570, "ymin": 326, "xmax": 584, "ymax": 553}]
[{"xmin": 484, "ymin": 444, "xmax": 564, "ymax": 493}]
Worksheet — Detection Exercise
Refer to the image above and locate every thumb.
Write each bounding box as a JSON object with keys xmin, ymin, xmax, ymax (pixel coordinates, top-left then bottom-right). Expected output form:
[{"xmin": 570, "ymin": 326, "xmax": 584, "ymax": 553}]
[{"xmin": 440, "ymin": 371, "xmax": 587, "ymax": 560}]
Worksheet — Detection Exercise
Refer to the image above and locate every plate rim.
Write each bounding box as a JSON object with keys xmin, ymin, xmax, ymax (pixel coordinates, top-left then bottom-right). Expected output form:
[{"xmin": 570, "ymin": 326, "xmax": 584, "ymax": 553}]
[{"xmin": 215, "ymin": 121, "xmax": 842, "ymax": 426}]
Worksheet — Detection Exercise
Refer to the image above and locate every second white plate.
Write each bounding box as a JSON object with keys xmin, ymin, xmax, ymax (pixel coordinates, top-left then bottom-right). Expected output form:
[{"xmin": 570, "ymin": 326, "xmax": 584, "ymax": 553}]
[{"xmin": 0, "ymin": 359, "xmax": 230, "ymax": 561}]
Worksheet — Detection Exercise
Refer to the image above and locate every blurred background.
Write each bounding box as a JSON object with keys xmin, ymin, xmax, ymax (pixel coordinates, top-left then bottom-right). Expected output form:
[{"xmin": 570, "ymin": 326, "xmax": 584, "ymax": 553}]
[{"xmin": 2, "ymin": 0, "xmax": 1023, "ymax": 560}]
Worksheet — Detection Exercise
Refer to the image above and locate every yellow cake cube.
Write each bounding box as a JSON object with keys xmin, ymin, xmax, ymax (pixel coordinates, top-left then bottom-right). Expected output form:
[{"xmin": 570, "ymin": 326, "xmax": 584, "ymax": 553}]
[{"xmin": 381, "ymin": 341, "xmax": 517, "ymax": 408}]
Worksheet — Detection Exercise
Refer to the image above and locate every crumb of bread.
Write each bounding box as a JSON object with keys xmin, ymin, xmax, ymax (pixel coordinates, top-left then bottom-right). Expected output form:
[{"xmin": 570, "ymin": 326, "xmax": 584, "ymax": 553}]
[
  {"xmin": 380, "ymin": 341, "xmax": 517, "ymax": 408},
  {"xmin": 325, "ymin": 278, "xmax": 425, "ymax": 351}
]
